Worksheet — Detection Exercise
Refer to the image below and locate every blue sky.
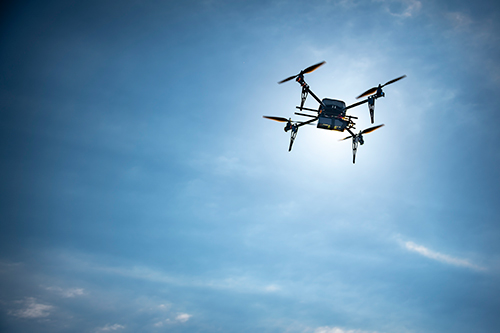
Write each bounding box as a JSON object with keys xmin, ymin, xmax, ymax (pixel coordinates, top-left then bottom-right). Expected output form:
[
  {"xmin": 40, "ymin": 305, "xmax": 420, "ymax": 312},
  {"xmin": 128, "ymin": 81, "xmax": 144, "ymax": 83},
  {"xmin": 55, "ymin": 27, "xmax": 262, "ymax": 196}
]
[{"xmin": 1, "ymin": 0, "xmax": 499, "ymax": 332}]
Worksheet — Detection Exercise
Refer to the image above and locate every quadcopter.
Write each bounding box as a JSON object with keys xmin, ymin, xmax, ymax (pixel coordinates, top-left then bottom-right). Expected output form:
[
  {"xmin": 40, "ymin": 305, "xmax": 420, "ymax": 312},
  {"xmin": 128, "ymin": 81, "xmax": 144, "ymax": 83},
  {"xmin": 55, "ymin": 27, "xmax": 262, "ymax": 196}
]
[{"xmin": 263, "ymin": 61, "xmax": 405, "ymax": 163}]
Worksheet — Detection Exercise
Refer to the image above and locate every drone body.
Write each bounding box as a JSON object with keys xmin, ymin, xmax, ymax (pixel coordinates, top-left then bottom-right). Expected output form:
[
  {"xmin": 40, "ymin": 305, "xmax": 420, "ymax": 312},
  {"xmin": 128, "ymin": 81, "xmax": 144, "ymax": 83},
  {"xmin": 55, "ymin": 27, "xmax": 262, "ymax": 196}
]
[{"xmin": 263, "ymin": 61, "xmax": 405, "ymax": 163}]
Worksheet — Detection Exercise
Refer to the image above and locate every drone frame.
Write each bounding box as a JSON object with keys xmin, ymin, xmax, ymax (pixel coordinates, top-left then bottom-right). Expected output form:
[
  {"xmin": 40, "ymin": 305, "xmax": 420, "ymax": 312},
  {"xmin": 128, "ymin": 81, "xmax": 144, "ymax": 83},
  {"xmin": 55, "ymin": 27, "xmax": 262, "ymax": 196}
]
[{"xmin": 264, "ymin": 61, "xmax": 404, "ymax": 161}]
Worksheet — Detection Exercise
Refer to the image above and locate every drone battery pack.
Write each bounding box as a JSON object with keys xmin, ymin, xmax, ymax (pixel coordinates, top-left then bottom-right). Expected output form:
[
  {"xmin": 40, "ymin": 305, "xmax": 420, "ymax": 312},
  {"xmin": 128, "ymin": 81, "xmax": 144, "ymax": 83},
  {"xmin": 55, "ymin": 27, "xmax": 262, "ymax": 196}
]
[{"xmin": 317, "ymin": 116, "xmax": 349, "ymax": 131}]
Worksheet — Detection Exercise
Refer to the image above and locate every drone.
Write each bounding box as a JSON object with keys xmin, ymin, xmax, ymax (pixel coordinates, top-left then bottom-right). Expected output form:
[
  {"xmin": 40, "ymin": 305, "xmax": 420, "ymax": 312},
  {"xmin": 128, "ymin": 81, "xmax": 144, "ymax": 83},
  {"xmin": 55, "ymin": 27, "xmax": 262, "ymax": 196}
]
[{"xmin": 263, "ymin": 61, "xmax": 405, "ymax": 163}]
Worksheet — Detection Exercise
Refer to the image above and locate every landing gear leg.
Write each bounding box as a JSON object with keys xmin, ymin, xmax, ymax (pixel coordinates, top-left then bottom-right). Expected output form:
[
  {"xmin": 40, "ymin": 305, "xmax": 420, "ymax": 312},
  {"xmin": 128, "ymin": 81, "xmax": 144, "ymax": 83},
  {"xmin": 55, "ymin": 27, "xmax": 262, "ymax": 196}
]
[
  {"xmin": 352, "ymin": 139, "xmax": 358, "ymax": 164},
  {"xmin": 300, "ymin": 87, "xmax": 308, "ymax": 110},
  {"xmin": 368, "ymin": 96, "xmax": 375, "ymax": 124},
  {"xmin": 289, "ymin": 125, "xmax": 298, "ymax": 152}
]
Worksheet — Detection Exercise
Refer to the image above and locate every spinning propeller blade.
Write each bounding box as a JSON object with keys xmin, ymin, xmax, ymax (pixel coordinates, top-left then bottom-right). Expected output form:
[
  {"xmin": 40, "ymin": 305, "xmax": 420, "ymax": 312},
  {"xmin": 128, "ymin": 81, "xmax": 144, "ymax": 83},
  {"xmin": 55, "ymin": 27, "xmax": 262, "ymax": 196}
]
[
  {"xmin": 278, "ymin": 75, "xmax": 299, "ymax": 84},
  {"xmin": 278, "ymin": 61, "xmax": 326, "ymax": 84},
  {"xmin": 360, "ymin": 124, "xmax": 384, "ymax": 134},
  {"xmin": 263, "ymin": 116, "xmax": 289, "ymax": 122},
  {"xmin": 339, "ymin": 124, "xmax": 384, "ymax": 141},
  {"xmin": 303, "ymin": 61, "xmax": 326, "ymax": 74},
  {"xmin": 356, "ymin": 75, "xmax": 406, "ymax": 99},
  {"xmin": 356, "ymin": 87, "xmax": 378, "ymax": 99},
  {"xmin": 383, "ymin": 75, "xmax": 406, "ymax": 87}
]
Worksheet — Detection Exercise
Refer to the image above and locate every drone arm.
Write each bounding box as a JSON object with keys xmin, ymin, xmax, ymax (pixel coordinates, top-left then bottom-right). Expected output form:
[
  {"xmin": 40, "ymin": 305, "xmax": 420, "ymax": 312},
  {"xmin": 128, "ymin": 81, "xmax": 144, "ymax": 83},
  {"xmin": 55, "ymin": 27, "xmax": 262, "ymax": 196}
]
[
  {"xmin": 344, "ymin": 99, "xmax": 369, "ymax": 111},
  {"xmin": 287, "ymin": 117, "xmax": 318, "ymax": 152},
  {"xmin": 296, "ymin": 116, "xmax": 319, "ymax": 128},
  {"xmin": 294, "ymin": 112, "xmax": 317, "ymax": 118},
  {"xmin": 295, "ymin": 106, "xmax": 319, "ymax": 113},
  {"xmin": 305, "ymin": 86, "xmax": 325, "ymax": 107}
]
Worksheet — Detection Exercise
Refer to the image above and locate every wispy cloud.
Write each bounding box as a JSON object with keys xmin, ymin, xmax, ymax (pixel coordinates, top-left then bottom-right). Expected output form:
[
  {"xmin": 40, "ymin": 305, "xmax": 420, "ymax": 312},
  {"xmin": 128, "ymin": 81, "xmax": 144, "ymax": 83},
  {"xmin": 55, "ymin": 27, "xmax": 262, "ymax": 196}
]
[
  {"xmin": 64, "ymin": 254, "xmax": 283, "ymax": 295},
  {"xmin": 314, "ymin": 326, "xmax": 380, "ymax": 333},
  {"xmin": 446, "ymin": 11, "xmax": 473, "ymax": 29},
  {"xmin": 404, "ymin": 241, "xmax": 486, "ymax": 271},
  {"xmin": 45, "ymin": 286, "xmax": 86, "ymax": 298},
  {"xmin": 9, "ymin": 297, "xmax": 53, "ymax": 319},
  {"xmin": 376, "ymin": 0, "xmax": 422, "ymax": 18},
  {"xmin": 95, "ymin": 323, "xmax": 125, "ymax": 332},
  {"xmin": 153, "ymin": 313, "xmax": 193, "ymax": 327}
]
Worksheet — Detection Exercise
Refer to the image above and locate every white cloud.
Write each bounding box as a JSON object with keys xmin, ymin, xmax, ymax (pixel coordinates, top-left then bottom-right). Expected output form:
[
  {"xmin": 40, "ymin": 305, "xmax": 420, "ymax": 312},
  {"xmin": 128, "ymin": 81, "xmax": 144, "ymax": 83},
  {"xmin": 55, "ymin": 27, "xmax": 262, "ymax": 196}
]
[
  {"xmin": 63, "ymin": 288, "xmax": 85, "ymax": 297},
  {"xmin": 10, "ymin": 297, "xmax": 53, "ymax": 319},
  {"xmin": 46, "ymin": 286, "xmax": 86, "ymax": 297},
  {"xmin": 158, "ymin": 303, "xmax": 171, "ymax": 311},
  {"xmin": 404, "ymin": 241, "xmax": 486, "ymax": 271},
  {"xmin": 175, "ymin": 313, "xmax": 192, "ymax": 323},
  {"xmin": 153, "ymin": 313, "xmax": 192, "ymax": 327},
  {"xmin": 96, "ymin": 323, "xmax": 125, "ymax": 332},
  {"xmin": 314, "ymin": 326, "xmax": 379, "ymax": 333}
]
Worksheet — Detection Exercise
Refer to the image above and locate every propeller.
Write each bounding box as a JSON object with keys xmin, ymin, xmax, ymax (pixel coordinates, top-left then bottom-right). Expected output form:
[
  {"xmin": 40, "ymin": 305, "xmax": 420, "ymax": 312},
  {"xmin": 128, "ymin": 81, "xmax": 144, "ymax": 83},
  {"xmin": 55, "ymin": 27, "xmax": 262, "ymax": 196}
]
[
  {"xmin": 356, "ymin": 75, "xmax": 406, "ymax": 99},
  {"xmin": 263, "ymin": 116, "xmax": 317, "ymax": 127},
  {"xmin": 263, "ymin": 116, "xmax": 289, "ymax": 122},
  {"xmin": 263, "ymin": 115, "xmax": 319, "ymax": 152},
  {"xmin": 340, "ymin": 124, "xmax": 384, "ymax": 141},
  {"xmin": 340, "ymin": 124, "xmax": 384, "ymax": 164},
  {"xmin": 278, "ymin": 61, "xmax": 326, "ymax": 84},
  {"xmin": 361, "ymin": 124, "xmax": 384, "ymax": 134}
]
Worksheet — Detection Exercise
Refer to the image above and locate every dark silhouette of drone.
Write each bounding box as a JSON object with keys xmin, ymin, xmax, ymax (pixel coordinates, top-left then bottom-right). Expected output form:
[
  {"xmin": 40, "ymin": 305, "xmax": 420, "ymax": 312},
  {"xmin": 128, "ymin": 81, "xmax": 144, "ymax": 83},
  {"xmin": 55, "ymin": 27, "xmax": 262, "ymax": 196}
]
[{"xmin": 264, "ymin": 61, "xmax": 405, "ymax": 163}]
